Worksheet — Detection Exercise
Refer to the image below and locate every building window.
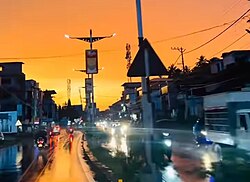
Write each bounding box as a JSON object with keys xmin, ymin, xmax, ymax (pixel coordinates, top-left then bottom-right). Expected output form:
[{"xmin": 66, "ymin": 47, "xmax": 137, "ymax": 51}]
[
  {"xmin": 0, "ymin": 67, "xmax": 2, "ymax": 71},
  {"xmin": 240, "ymin": 115, "xmax": 248, "ymax": 131}
]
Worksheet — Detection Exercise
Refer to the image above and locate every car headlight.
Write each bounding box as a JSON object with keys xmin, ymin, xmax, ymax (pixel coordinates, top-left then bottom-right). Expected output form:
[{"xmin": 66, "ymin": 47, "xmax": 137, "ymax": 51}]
[{"xmin": 164, "ymin": 139, "xmax": 172, "ymax": 147}]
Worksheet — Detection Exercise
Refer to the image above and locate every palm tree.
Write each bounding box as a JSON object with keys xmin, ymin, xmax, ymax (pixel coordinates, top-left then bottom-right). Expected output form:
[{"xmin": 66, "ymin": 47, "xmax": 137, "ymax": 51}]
[
  {"xmin": 195, "ymin": 55, "xmax": 209, "ymax": 68},
  {"xmin": 167, "ymin": 64, "xmax": 182, "ymax": 78}
]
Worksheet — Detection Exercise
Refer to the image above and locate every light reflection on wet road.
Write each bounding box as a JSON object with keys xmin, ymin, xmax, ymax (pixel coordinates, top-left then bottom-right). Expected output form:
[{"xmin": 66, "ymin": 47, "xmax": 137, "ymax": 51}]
[
  {"xmin": 96, "ymin": 125, "xmax": 216, "ymax": 182},
  {"xmin": 37, "ymin": 130, "xmax": 90, "ymax": 182},
  {"xmin": 0, "ymin": 138, "xmax": 36, "ymax": 182}
]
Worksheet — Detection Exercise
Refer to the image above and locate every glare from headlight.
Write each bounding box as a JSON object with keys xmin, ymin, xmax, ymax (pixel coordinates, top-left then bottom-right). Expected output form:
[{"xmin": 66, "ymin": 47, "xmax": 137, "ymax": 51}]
[
  {"xmin": 163, "ymin": 132, "xmax": 170, "ymax": 137},
  {"xmin": 120, "ymin": 125, "xmax": 127, "ymax": 133},
  {"xmin": 111, "ymin": 128, "xmax": 115, "ymax": 135},
  {"xmin": 164, "ymin": 139, "xmax": 172, "ymax": 147},
  {"xmin": 201, "ymin": 130, "xmax": 207, "ymax": 136}
]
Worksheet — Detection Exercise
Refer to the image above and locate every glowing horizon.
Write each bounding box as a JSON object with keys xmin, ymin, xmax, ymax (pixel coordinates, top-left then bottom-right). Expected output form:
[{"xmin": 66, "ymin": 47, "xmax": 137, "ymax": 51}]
[{"xmin": 1, "ymin": 0, "xmax": 249, "ymax": 110}]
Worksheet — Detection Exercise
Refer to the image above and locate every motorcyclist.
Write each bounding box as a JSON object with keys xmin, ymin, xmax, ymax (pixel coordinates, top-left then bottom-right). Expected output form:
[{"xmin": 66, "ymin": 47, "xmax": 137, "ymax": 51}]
[
  {"xmin": 193, "ymin": 118, "xmax": 203, "ymax": 137},
  {"xmin": 193, "ymin": 118, "xmax": 213, "ymax": 145},
  {"xmin": 34, "ymin": 129, "xmax": 47, "ymax": 145}
]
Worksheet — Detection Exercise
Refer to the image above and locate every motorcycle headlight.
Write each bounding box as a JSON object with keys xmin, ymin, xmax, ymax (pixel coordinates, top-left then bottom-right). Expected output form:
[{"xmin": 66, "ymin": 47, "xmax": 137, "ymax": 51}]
[
  {"xmin": 164, "ymin": 139, "xmax": 172, "ymax": 147},
  {"xmin": 201, "ymin": 130, "xmax": 207, "ymax": 136}
]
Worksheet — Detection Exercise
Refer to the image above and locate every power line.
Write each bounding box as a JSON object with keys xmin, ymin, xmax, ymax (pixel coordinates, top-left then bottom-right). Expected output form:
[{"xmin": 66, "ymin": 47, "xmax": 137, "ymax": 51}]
[
  {"xmin": 185, "ymin": 9, "xmax": 250, "ymax": 54},
  {"xmin": 0, "ymin": 49, "xmax": 123, "ymax": 61},
  {"xmin": 153, "ymin": 20, "xmax": 235, "ymax": 44},
  {"xmin": 172, "ymin": 54, "xmax": 181, "ymax": 66},
  {"xmin": 209, "ymin": 32, "xmax": 248, "ymax": 58},
  {"xmin": 0, "ymin": 53, "xmax": 83, "ymax": 60}
]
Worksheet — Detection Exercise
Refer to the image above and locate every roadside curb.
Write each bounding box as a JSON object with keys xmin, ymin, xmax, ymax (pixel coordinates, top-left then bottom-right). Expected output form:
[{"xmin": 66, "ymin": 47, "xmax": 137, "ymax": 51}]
[
  {"xmin": 76, "ymin": 132, "xmax": 95, "ymax": 182},
  {"xmin": 81, "ymin": 132, "xmax": 116, "ymax": 182}
]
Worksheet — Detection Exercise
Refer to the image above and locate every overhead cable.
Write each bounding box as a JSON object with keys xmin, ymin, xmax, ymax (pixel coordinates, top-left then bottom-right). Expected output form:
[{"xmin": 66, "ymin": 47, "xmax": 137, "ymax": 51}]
[
  {"xmin": 210, "ymin": 32, "xmax": 248, "ymax": 58},
  {"xmin": 153, "ymin": 20, "xmax": 235, "ymax": 43},
  {"xmin": 185, "ymin": 9, "xmax": 250, "ymax": 54}
]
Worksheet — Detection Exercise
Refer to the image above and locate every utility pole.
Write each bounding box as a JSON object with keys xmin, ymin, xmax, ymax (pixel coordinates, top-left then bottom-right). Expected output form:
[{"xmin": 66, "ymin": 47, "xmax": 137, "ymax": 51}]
[
  {"xmin": 171, "ymin": 47, "xmax": 186, "ymax": 72},
  {"xmin": 136, "ymin": 0, "xmax": 155, "ymax": 180},
  {"xmin": 67, "ymin": 79, "xmax": 71, "ymax": 103}
]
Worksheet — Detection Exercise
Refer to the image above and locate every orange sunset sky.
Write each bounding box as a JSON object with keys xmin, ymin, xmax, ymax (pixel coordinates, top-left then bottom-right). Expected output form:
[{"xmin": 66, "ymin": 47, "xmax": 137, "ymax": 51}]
[{"xmin": 0, "ymin": 0, "xmax": 249, "ymax": 110}]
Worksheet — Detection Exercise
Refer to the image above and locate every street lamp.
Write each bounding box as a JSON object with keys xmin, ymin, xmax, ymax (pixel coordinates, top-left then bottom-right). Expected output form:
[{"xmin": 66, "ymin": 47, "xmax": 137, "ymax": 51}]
[
  {"xmin": 73, "ymin": 67, "xmax": 104, "ymax": 73},
  {"xmin": 65, "ymin": 30, "xmax": 115, "ymax": 49},
  {"xmin": 66, "ymin": 29, "xmax": 114, "ymax": 124}
]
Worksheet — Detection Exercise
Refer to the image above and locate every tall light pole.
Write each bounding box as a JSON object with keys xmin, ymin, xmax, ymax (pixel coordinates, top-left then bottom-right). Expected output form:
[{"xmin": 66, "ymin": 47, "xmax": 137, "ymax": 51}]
[
  {"xmin": 135, "ymin": 0, "xmax": 155, "ymax": 179},
  {"xmin": 66, "ymin": 30, "xmax": 114, "ymax": 125},
  {"xmin": 74, "ymin": 68, "xmax": 104, "ymax": 121}
]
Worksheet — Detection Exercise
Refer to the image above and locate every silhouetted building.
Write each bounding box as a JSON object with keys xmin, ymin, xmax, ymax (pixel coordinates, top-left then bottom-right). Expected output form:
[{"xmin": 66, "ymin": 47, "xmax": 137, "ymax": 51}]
[
  {"xmin": 42, "ymin": 90, "xmax": 57, "ymax": 124},
  {"xmin": 0, "ymin": 62, "xmax": 25, "ymax": 118},
  {"xmin": 25, "ymin": 80, "xmax": 43, "ymax": 126}
]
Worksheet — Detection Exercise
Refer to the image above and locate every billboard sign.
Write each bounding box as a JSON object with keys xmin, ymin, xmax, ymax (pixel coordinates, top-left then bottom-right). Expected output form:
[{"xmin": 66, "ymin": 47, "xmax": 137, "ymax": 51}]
[{"xmin": 86, "ymin": 49, "xmax": 98, "ymax": 74}]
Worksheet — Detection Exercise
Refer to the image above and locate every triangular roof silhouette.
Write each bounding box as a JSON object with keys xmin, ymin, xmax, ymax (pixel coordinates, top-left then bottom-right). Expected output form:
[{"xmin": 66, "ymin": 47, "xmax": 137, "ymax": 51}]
[{"xmin": 127, "ymin": 39, "xmax": 168, "ymax": 77}]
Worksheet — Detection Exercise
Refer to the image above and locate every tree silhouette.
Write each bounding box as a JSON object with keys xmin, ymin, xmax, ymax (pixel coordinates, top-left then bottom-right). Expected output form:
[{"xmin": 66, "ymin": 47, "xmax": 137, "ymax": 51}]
[
  {"xmin": 195, "ymin": 55, "xmax": 209, "ymax": 68},
  {"xmin": 167, "ymin": 64, "xmax": 182, "ymax": 78}
]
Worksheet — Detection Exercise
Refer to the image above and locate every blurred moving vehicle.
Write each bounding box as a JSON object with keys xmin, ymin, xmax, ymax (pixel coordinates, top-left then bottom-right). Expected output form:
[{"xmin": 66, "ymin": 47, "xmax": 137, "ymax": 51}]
[
  {"xmin": 152, "ymin": 132, "xmax": 172, "ymax": 167},
  {"xmin": 36, "ymin": 137, "xmax": 45, "ymax": 149},
  {"xmin": 162, "ymin": 132, "xmax": 172, "ymax": 161},
  {"xmin": 68, "ymin": 127, "xmax": 74, "ymax": 134},
  {"xmin": 69, "ymin": 133, "xmax": 74, "ymax": 142},
  {"xmin": 68, "ymin": 127, "xmax": 74, "ymax": 142},
  {"xmin": 34, "ymin": 129, "xmax": 48, "ymax": 148},
  {"xmin": 0, "ymin": 132, "xmax": 4, "ymax": 142},
  {"xmin": 52, "ymin": 125, "xmax": 61, "ymax": 135},
  {"xmin": 193, "ymin": 119, "xmax": 213, "ymax": 147}
]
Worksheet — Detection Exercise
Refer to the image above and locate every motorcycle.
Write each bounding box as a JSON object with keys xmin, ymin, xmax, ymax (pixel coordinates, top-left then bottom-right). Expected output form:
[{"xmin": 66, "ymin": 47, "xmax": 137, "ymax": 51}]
[
  {"xmin": 162, "ymin": 132, "xmax": 172, "ymax": 161},
  {"xmin": 194, "ymin": 130, "xmax": 213, "ymax": 147},
  {"xmin": 36, "ymin": 137, "xmax": 45, "ymax": 149},
  {"xmin": 193, "ymin": 119, "xmax": 213, "ymax": 147}
]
